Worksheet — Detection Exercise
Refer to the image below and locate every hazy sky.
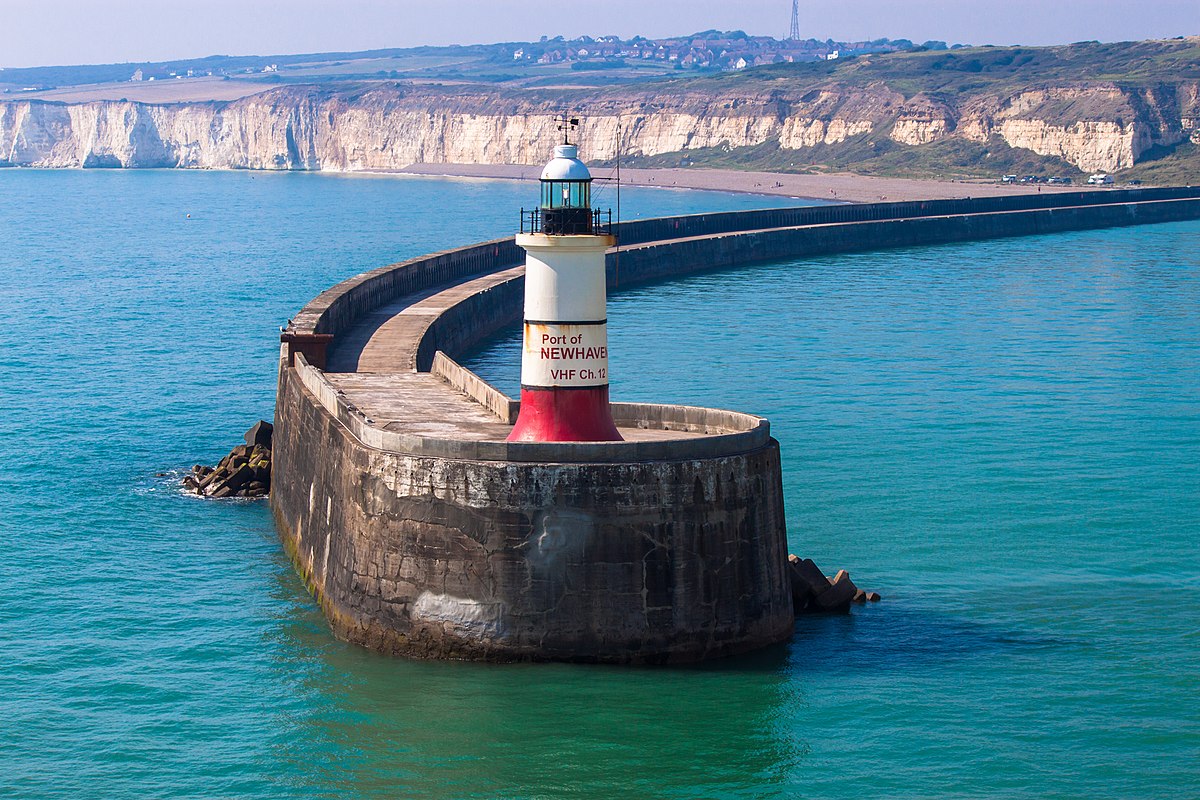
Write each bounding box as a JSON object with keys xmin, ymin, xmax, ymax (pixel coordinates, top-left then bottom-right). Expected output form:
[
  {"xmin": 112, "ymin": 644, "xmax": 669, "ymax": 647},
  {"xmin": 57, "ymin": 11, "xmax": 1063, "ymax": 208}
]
[{"xmin": 1, "ymin": 0, "xmax": 1196, "ymax": 68}]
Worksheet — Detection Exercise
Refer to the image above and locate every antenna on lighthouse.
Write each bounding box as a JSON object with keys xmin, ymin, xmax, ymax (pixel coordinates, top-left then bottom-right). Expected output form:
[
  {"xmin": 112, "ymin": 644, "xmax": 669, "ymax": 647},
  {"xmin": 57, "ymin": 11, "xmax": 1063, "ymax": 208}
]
[
  {"xmin": 789, "ymin": 0, "xmax": 801, "ymax": 40},
  {"xmin": 615, "ymin": 118, "xmax": 622, "ymax": 288},
  {"xmin": 557, "ymin": 113, "xmax": 580, "ymax": 144}
]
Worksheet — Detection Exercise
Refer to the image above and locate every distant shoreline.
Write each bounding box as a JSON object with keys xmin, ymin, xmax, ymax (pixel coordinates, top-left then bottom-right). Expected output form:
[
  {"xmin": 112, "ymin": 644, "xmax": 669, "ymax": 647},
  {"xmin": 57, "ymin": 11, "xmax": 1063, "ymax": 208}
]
[
  {"xmin": 392, "ymin": 163, "xmax": 1087, "ymax": 204},
  {"xmin": 0, "ymin": 160, "xmax": 1100, "ymax": 204}
]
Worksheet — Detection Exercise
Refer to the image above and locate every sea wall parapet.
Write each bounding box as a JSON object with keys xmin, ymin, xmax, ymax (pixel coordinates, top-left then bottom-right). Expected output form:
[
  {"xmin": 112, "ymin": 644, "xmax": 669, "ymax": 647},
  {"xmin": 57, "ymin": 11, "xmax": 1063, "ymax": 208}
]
[{"xmin": 288, "ymin": 187, "xmax": 1200, "ymax": 369}]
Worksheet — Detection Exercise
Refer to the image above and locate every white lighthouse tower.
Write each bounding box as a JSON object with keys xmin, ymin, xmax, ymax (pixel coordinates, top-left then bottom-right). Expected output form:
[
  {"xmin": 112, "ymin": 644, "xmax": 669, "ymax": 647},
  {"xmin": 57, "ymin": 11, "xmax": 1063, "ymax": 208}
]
[{"xmin": 508, "ymin": 121, "xmax": 622, "ymax": 442}]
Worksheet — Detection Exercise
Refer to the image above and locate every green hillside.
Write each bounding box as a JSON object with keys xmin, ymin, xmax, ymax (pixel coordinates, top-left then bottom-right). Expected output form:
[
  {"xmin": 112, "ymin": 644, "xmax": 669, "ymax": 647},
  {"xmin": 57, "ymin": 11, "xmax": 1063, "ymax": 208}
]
[{"xmin": 653, "ymin": 37, "xmax": 1200, "ymax": 96}]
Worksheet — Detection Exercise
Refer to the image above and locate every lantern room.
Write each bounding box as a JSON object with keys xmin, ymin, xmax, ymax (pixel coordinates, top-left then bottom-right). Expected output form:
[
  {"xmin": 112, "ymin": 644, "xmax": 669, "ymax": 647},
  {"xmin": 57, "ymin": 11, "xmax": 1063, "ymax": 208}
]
[{"xmin": 539, "ymin": 143, "xmax": 594, "ymax": 235}]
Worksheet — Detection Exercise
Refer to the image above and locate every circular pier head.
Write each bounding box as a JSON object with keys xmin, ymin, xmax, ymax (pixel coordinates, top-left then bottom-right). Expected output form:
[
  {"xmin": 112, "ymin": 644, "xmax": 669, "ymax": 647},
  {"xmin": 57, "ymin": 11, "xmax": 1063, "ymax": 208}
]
[{"xmin": 273, "ymin": 363, "xmax": 795, "ymax": 663}]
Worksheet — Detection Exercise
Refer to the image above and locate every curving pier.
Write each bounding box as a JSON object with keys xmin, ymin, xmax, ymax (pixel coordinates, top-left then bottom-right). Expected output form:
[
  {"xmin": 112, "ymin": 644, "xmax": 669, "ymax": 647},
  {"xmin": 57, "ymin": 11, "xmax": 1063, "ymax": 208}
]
[{"xmin": 273, "ymin": 186, "xmax": 1200, "ymax": 663}]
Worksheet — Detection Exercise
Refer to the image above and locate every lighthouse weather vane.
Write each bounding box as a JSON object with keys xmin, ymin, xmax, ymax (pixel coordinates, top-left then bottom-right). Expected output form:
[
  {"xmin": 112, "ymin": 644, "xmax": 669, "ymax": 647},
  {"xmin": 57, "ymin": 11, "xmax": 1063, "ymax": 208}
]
[{"xmin": 557, "ymin": 113, "xmax": 580, "ymax": 144}]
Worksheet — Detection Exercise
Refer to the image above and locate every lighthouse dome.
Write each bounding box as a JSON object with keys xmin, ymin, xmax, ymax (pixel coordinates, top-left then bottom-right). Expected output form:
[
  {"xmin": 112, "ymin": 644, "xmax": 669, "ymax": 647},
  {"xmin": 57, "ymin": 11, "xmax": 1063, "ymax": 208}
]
[{"xmin": 540, "ymin": 144, "xmax": 592, "ymax": 181}]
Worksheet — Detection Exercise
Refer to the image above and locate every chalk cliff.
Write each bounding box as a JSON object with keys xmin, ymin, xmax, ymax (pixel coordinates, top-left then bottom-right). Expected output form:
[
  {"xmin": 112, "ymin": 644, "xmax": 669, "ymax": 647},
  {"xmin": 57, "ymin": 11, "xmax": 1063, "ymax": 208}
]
[{"xmin": 1, "ymin": 78, "xmax": 1196, "ymax": 174}]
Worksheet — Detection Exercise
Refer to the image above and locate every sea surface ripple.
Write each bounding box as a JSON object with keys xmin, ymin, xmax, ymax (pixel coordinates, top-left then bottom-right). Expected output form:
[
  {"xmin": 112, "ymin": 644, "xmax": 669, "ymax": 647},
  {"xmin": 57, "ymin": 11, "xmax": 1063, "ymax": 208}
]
[{"xmin": 2, "ymin": 169, "xmax": 1198, "ymax": 798}]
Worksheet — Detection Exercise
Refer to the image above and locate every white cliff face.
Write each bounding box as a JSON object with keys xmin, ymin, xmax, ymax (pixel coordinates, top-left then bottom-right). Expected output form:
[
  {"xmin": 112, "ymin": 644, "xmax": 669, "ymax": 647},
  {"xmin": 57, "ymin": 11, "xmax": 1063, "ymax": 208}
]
[
  {"xmin": 956, "ymin": 86, "xmax": 1196, "ymax": 172},
  {"xmin": 887, "ymin": 94, "xmax": 957, "ymax": 146},
  {"xmin": 993, "ymin": 119, "xmax": 1137, "ymax": 172},
  {"xmin": 780, "ymin": 117, "xmax": 874, "ymax": 148},
  {"xmin": 890, "ymin": 118, "xmax": 951, "ymax": 146},
  {"xmin": 0, "ymin": 81, "xmax": 1195, "ymax": 173}
]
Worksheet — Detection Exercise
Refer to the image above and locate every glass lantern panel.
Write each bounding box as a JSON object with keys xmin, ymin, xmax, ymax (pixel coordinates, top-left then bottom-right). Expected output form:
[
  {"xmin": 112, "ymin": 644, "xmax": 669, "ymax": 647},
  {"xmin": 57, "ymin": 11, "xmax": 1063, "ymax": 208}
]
[
  {"xmin": 571, "ymin": 182, "xmax": 590, "ymax": 208},
  {"xmin": 540, "ymin": 181, "xmax": 590, "ymax": 209}
]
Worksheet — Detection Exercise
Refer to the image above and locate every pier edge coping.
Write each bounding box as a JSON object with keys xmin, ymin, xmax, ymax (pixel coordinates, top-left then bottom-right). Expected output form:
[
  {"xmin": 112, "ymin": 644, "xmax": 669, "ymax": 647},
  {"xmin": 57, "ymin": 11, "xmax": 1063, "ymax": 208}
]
[
  {"xmin": 289, "ymin": 236, "xmax": 522, "ymax": 339},
  {"xmin": 431, "ymin": 351, "xmax": 519, "ymax": 424}
]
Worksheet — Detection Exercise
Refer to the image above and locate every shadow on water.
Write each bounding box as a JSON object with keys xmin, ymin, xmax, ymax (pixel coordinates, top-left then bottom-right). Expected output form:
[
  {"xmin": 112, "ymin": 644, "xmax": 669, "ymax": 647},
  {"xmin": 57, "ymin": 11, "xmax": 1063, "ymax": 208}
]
[
  {"xmin": 785, "ymin": 604, "xmax": 1069, "ymax": 675},
  {"xmin": 257, "ymin": 558, "xmax": 799, "ymax": 799},
  {"xmin": 255, "ymin": 546, "xmax": 1066, "ymax": 799}
]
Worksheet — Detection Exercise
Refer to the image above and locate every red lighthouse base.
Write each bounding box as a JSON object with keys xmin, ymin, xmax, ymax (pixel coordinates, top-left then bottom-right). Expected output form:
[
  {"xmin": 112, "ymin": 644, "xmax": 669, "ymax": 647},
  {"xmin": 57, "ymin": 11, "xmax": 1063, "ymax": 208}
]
[{"xmin": 508, "ymin": 386, "xmax": 623, "ymax": 443}]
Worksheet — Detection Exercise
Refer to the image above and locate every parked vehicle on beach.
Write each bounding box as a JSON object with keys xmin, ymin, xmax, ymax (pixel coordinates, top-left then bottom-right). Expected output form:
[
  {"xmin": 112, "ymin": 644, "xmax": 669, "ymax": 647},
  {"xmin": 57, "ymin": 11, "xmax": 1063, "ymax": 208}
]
[
  {"xmin": 1047, "ymin": 176, "xmax": 1074, "ymax": 185},
  {"xmin": 1001, "ymin": 175, "xmax": 1018, "ymax": 184},
  {"xmin": 1088, "ymin": 174, "xmax": 1114, "ymax": 185}
]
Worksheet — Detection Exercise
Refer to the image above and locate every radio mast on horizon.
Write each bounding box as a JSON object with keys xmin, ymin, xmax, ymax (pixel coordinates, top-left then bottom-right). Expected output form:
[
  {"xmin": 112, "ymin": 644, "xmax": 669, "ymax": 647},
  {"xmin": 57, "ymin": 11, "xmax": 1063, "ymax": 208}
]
[{"xmin": 788, "ymin": 0, "xmax": 801, "ymax": 40}]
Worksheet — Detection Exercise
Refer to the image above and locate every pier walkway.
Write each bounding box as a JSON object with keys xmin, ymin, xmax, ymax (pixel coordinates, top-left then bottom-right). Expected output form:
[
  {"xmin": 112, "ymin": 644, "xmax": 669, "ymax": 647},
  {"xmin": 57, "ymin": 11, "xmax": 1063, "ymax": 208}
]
[
  {"xmin": 321, "ymin": 261, "xmax": 711, "ymax": 445},
  {"xmin": 322, "ymin": 266, "xmax": 521, "ymax": 443}
]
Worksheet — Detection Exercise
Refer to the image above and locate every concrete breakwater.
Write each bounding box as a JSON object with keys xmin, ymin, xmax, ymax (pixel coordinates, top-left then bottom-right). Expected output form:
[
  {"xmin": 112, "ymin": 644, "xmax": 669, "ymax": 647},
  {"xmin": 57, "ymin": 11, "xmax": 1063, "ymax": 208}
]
[
  {"xmin": 273, "ymin": 187, "xmax": 1200, "ymax": 663},
  {"xmin": 274, "ymin": 365, "xmax": 792, "ymax": 662}
]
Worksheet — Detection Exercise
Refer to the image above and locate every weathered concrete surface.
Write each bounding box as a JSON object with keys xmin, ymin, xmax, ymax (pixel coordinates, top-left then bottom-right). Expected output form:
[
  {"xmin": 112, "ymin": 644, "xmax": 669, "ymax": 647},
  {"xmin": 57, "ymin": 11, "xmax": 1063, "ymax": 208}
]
[
  {"xmin": 273, "ymin": 363, "xmax": 794, "ymax": 663},
  {"xmin": 322, "ymin": 371, "xmax": 721, "ymax": 446},
  {"xmin": 607, "ymin": 197, "xmax": 1200, "ymax": 290},
  {"xmin": 290, "ymin": 188, "xmax": 1200, "ymax": 363}
]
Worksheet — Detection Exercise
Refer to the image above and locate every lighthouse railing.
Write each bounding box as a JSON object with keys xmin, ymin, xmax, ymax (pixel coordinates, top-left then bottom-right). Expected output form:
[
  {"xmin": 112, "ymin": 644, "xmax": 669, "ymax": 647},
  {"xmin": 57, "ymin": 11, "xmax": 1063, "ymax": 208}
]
[{"xmin": 520, "ymin": 207, "xmax": 612, "ymax": 235}]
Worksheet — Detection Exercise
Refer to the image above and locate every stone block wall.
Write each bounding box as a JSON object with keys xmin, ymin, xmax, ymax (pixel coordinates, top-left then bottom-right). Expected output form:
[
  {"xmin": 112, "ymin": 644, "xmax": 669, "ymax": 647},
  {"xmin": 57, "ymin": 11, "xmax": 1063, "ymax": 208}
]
[{"xmin": 273, "ymin": 365, "xmax": 794, "ymax": 663}]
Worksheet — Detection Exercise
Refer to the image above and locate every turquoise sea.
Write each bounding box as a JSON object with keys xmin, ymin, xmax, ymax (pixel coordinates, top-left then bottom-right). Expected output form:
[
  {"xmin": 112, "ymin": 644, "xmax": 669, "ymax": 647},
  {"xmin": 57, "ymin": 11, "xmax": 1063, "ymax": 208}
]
[{"xmin": 2, "ymin": 169, "xmax": 1198, "ymax": 798}]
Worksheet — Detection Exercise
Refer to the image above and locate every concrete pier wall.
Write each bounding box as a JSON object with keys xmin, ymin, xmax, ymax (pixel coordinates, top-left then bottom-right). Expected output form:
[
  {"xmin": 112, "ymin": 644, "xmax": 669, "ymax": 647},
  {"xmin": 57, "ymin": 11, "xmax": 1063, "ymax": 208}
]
[
  {"xmin": 607, "ymin": 195, "xmax": 1200, "ymax": 289},
  {"xmin": 611, "ymin": 186, "xmax": 1200, "ymax": 248},
  {"xmin": 292, "ymin": 188, "xmax": 1200, "ymax": 370},
  {"xmin": 273, "ymin": 188, "xmax": 1200, "ymax": 662}
]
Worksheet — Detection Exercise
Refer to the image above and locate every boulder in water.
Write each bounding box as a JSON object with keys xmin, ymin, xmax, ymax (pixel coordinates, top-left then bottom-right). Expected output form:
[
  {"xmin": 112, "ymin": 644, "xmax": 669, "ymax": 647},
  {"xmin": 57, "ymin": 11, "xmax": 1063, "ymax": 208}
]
[
  {"xmin": 244, "ymin": 420, "xmax": 273, "ymax": 448},
  {"xmin": 183, "ymin": 421, "xmax": 273, "ymax": 499},
  {"xmin": 786, "ymin": 555, "xmax": 880, "ymax": 615}
]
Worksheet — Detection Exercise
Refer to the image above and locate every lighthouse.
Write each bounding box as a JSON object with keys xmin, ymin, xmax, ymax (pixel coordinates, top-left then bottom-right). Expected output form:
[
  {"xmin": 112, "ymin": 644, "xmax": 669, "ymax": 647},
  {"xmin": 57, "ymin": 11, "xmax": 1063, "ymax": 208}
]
[{"xmin": 508, "ymin": 124, "xmax": 622, "ymax": 442}]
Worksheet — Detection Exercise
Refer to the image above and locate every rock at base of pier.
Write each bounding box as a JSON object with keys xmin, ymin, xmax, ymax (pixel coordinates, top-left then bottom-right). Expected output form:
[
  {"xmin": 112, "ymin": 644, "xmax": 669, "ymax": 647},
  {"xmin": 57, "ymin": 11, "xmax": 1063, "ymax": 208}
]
[
  {"xmin": 183, "ymin": 421, "xmax": 273, "ymax": 499},
  {"xmin": 787, "ymin": 554, "xmax": 881, "ymax": 615}
]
